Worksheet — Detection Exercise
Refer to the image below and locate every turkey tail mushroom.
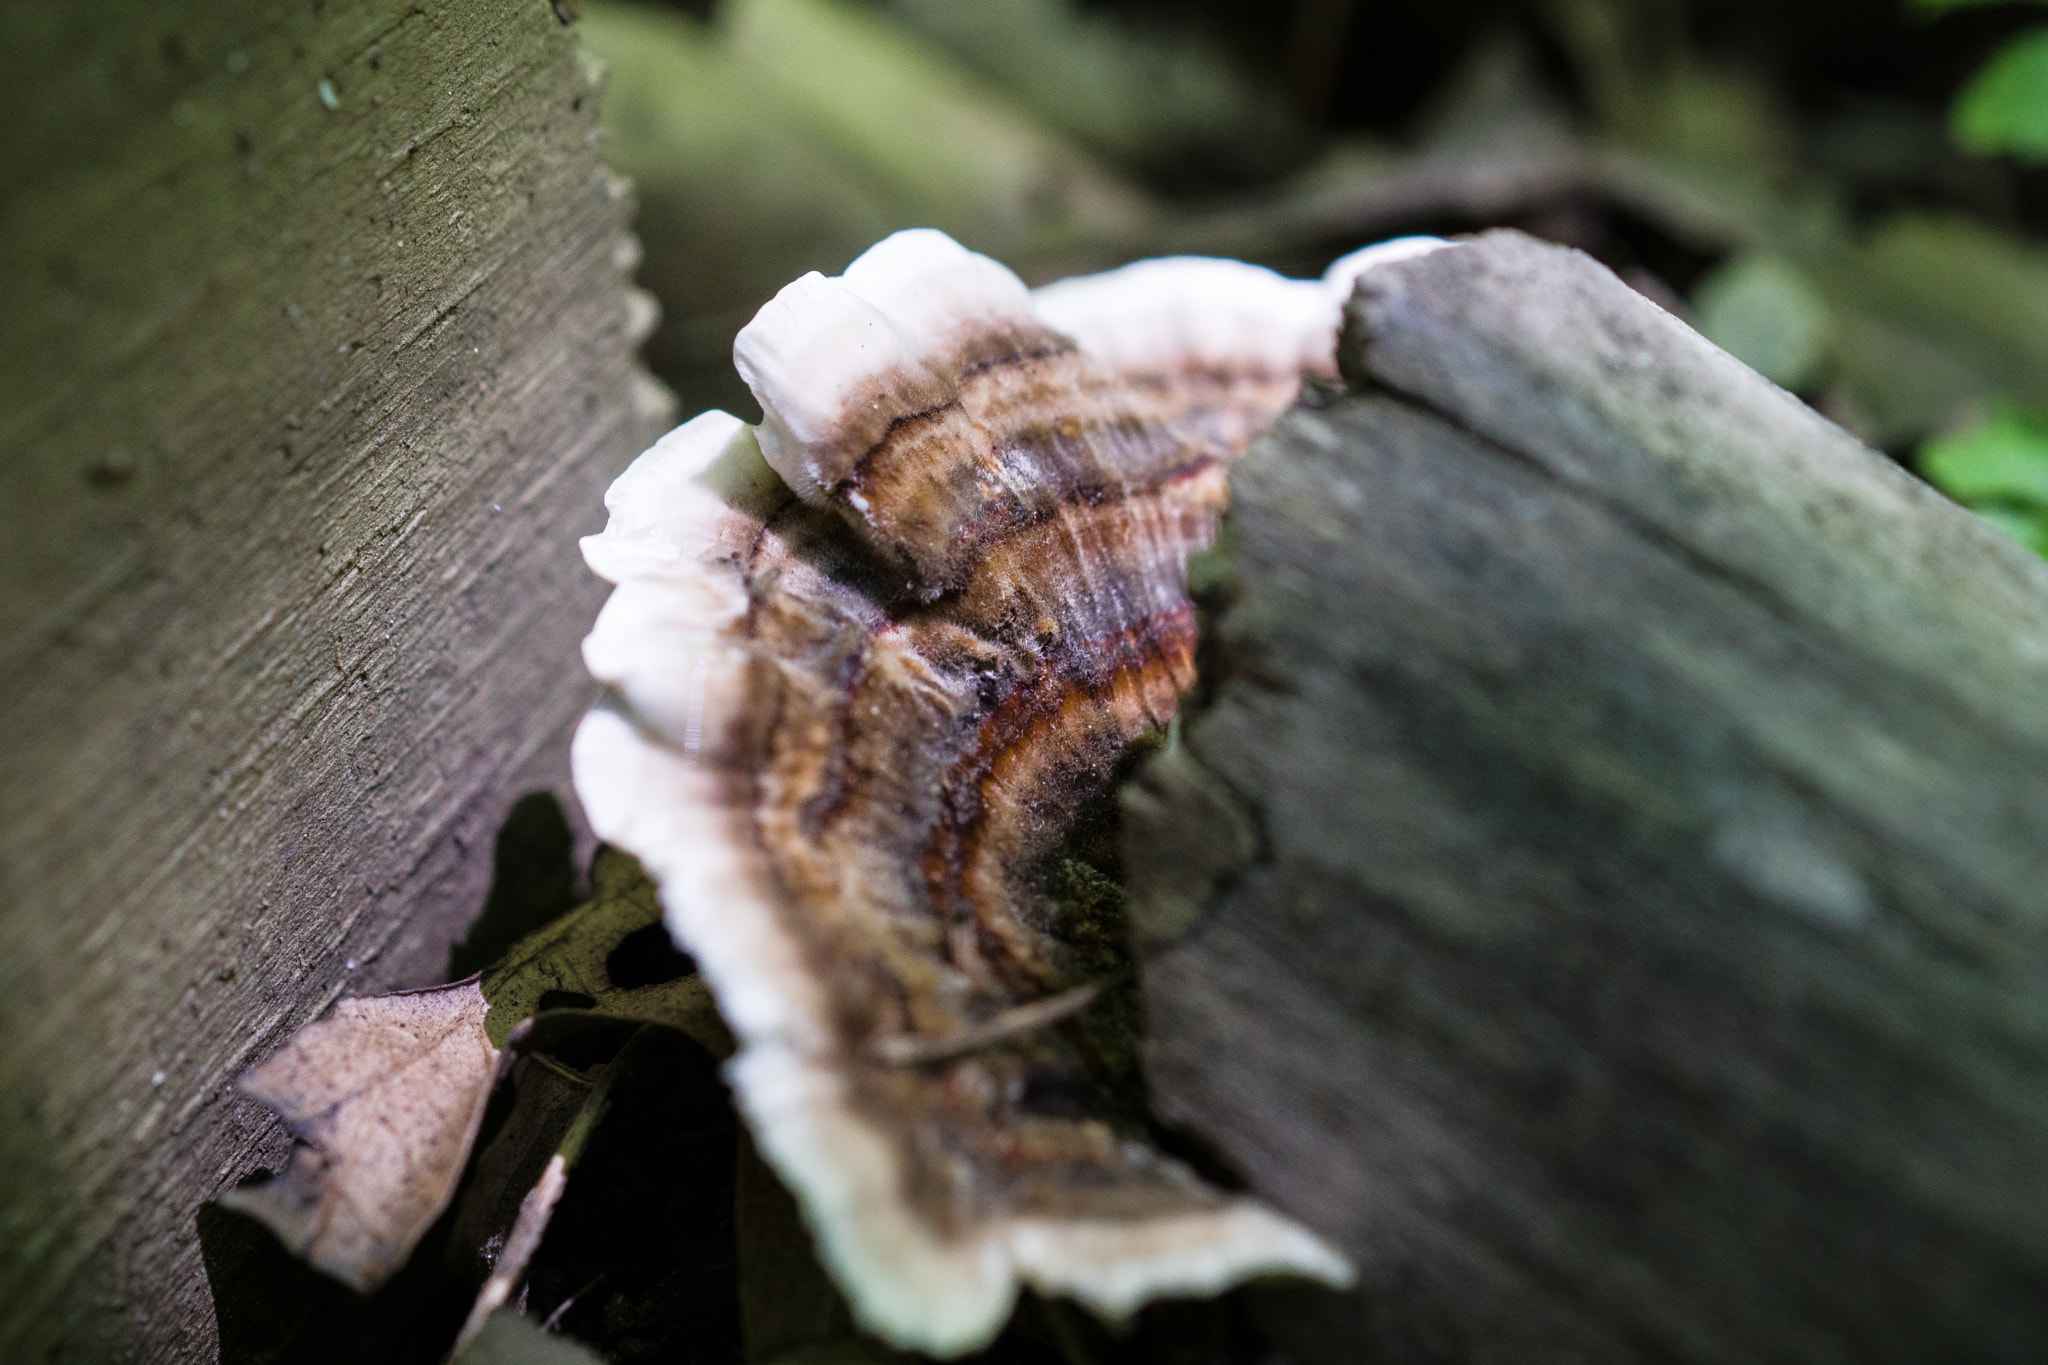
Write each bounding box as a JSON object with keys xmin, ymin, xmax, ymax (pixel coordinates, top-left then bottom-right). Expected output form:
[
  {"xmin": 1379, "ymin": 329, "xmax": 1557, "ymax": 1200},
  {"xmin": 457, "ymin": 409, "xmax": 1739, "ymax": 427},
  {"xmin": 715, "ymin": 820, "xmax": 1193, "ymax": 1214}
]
[{"xmin": 571, "ymin": 228, "xmax": 1449, "ymax": 1353}]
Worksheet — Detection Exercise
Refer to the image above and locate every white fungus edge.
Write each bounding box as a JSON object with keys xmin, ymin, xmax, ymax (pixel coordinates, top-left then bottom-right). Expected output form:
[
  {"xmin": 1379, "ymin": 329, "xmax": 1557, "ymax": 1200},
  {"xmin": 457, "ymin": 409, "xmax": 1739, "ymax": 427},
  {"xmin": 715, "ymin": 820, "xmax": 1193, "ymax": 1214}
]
[
  {"xmin": 732, "ymin": 230, "xmax": 1042, "ymax": 506},
  {"xmin": 1031, "ymin": 235, "xmax": 1459, "ymax": 385},
  {"xmin": 1031, "ymin": 254, "xmax": 1337, "ymax": 381}
]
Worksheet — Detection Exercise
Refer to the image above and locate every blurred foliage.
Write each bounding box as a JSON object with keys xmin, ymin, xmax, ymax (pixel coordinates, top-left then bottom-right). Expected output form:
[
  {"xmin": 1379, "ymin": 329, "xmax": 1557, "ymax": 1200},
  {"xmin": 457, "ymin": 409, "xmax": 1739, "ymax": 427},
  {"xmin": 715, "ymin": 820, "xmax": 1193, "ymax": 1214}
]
[
  {"xmin": 876, "ymin": 0, "xmax": 1312, "ymax": 190},
  {"xmin": 1953, "ymin": 28, "xmax": 2048, "ymax": 159},
  {"xmin": 1919, "ymin": 405, "xmax": 2048, "ymax": 553},
  {"xmin": 580, "ymin": 0, "xmax": 2048, "ymax": 556},
  {"xmin": 1695, "ymin": 253, "xmax": 1832, "ymax": 389},
  {"xmin": 581, "ymin": 0, "xmax": 1153, "ymax": 416},
  {"xmin": 1910, "ymin": 0, "xmax": 2048, "ymax": 164}
]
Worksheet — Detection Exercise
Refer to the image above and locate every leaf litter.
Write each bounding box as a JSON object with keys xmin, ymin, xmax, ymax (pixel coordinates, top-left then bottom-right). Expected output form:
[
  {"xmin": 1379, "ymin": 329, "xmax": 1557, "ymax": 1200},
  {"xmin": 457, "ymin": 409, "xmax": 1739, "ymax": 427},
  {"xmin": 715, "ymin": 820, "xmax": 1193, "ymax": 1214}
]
[
  {"xmin": 220, "ymin": 977, "xmax": 500, "ymax": 1293},
  {"xmin": 225, "ymin": 847, "xmax": 735, "ymax": 1347},
  {"xmin": 218, "ymin": 835, "xmax": 1271, "ymax": 1363}
]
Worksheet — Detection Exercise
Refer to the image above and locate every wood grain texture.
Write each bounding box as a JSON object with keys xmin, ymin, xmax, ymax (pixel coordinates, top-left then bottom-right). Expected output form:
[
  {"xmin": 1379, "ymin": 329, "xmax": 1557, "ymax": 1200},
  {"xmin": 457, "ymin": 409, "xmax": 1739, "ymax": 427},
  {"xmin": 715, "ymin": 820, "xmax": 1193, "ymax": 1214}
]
[
  {"xmin": 0, "ymin": 3, "xmax": 667, "ymax": 1358},
  {"xmin": 1129, "ymin": 231, "xmax": 2048, "ymax": 1363}
]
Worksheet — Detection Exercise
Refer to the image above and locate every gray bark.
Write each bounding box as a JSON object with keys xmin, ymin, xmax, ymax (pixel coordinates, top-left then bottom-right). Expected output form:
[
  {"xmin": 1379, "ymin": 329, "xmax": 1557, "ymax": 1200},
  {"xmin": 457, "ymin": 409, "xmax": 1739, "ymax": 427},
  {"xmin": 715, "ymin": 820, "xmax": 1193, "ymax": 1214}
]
[
  {"xmin": 0, "ymin": 3, "xmax": 666, "ymax": 1358},
  {"xmin": 1128, "ymin": 230, "xmax": 2048, "ymax": 1363}
]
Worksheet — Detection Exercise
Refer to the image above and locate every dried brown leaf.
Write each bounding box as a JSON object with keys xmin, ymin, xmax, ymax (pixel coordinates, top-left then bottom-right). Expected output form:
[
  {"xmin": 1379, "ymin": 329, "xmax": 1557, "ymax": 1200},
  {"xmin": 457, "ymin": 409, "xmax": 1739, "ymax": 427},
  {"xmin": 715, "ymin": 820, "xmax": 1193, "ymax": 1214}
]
[
  {"xmin": 221, "ymin": 979, "xmax": 501, "ymax": 1292},
  {"xmin": 227, "ymin": 851, "xmax": 728, "ymax": 1297}
]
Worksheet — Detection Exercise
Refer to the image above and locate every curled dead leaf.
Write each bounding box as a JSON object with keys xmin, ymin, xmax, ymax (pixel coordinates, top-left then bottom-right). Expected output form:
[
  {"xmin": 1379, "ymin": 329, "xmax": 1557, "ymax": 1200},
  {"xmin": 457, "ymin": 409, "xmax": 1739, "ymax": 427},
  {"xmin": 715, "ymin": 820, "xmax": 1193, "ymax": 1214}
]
[
  {"xmin": 220, "ymin": 978, "xmax": 501, "ymax": 1293},
  {"xmin": 230, "ymin": 849, "xmax": 729, "ymax": 1295}
]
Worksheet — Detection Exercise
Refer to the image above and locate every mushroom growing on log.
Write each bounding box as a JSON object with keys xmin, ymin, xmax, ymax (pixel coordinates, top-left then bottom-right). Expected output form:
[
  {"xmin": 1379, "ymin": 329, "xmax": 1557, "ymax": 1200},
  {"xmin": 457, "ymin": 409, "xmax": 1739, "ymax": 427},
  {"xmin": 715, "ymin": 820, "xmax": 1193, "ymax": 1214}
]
[
  {"xmin": 1128, "ymin": 230, "xmax": 2048, "ymax": 1364},
  {"xmin": 566, "ymin": 229, "xmax": 1456, "ymax": 1352}
]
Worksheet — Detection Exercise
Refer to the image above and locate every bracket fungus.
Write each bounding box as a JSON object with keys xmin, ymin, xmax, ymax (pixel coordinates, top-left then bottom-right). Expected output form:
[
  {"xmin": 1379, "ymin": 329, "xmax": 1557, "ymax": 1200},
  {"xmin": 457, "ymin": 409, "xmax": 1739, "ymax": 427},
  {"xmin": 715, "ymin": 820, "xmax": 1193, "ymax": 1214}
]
[{"xmin": 572, "ymin": 228, "xmax": 1448, "ymax": 1353}]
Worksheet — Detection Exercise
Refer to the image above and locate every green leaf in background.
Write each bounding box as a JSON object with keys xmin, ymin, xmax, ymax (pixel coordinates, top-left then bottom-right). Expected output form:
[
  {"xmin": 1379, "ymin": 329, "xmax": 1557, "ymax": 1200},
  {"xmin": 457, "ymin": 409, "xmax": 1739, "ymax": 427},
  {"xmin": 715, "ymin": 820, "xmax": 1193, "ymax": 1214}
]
[
  {"xmin": 1912, "ymin": 0, "xmax": 2048, "ymax": 11},
  {"xmin": 1952, "ymin": 29, "xmax": 2048, "ymax": 160},
  {"xmin": 1918, "ymin": 405, "xmax": 2048, "ymax": 554},
  {"xmin": 1966, "ymin": 504, "xmax": 2048, "ymax": 555},
  {"xmin": 1919, "ymin": 407, "xmax": 2048, "ymax": 503},
  {"xmin": 1693, "ymin": 253, "xmax": 1832, "ymax": 390}
]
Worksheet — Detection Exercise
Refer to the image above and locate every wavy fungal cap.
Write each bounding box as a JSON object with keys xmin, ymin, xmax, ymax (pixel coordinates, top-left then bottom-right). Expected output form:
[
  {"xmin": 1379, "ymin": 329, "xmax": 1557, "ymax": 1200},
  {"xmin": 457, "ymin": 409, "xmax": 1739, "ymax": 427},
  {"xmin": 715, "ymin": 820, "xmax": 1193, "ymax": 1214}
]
[{"xmin": 573, "ymin": 229, "xmax": 1447, "ymax": 1353}]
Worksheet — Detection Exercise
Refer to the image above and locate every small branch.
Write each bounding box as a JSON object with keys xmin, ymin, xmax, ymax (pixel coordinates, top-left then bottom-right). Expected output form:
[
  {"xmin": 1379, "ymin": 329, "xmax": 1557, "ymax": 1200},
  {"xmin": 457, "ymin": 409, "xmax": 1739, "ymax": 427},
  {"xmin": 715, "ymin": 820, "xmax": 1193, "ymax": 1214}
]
[{"xmin": 871, "ymin": 982, "xmax": 1105, "ymax": 1068}]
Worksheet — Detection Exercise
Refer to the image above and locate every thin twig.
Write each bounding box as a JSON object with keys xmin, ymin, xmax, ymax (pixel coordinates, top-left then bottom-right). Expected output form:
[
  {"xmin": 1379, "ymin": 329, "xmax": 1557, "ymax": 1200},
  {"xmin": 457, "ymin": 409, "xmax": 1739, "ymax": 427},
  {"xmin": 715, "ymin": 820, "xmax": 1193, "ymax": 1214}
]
[
  {"xmin": 540, "ymin": 1274, "xmax": 603, "ymax": 1332},
  {"xmin": 527, "ymin": 1051, "xmax": 599, "ymax": 1087},
  {"xmin": 449, "ymin": 1153, "xmax": 571, "ymax": 1355},
  {"xmin": 871, "ymin": 982, "xmax": 1105, "ymax": 1067}
]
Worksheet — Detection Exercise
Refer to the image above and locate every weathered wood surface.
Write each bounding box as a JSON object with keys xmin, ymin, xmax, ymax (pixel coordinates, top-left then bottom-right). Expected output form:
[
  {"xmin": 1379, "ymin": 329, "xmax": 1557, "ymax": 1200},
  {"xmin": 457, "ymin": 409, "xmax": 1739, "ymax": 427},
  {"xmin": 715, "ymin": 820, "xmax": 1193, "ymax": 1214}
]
[
  {"xmin": 1127, "ymin": 230, "xmax": 2048, "ymax": 1363},
  {"xmin": 0, "ymin": 3, "xmax": 666, "ymax": 1358}
]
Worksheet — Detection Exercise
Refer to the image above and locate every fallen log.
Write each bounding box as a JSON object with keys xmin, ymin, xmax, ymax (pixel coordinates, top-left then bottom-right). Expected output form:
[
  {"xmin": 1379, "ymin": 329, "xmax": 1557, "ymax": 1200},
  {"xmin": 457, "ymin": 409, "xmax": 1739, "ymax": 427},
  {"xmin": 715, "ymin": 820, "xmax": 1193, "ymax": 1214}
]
[
  {"xmin": 1127, "ymin": 230, "xmax": 2048, "ymax": 1363},
  {"xmin": 0, "ymin": 3, "xmax": 665, "ymax": 1357}
]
